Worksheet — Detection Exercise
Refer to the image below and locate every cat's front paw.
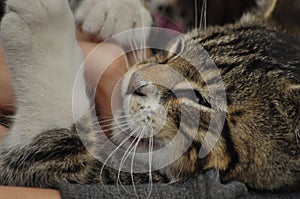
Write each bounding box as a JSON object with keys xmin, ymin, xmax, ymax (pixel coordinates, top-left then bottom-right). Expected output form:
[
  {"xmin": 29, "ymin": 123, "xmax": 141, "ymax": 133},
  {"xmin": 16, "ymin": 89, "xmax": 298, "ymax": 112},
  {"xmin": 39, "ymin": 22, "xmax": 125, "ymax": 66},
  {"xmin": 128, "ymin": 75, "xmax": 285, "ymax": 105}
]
[
  {"xmin": 75, "ymin": 0, "xmax": 153, "ymax": 43},
  {"xmin": 1, "ymin": 0, "xmax": 74, "ymax": 49},
  {"xmin": 4, "ymin": 0, "xmax": 72, "ymax": 26}
]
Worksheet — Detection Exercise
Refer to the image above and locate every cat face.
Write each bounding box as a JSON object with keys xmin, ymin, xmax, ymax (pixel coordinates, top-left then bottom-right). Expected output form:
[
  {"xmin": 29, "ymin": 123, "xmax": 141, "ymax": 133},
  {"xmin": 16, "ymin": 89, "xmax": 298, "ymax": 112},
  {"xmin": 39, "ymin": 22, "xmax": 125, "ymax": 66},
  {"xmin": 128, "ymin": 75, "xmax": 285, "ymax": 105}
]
[{"xmin": 112, "ymin": 37, "xmax": 228, "ymax": 180}]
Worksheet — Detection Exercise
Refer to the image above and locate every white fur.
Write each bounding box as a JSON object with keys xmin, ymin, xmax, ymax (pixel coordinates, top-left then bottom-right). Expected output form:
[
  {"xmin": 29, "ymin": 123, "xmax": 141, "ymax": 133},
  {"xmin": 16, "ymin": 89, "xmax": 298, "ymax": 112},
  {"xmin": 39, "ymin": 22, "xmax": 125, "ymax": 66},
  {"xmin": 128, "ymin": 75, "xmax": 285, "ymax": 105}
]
[
  {"xmin": 75, "ymin": 0, "xmax": 153, "ymax": 45},
  {"xmin": 0, "ymin": 0, "xmax": 90, "ymax": 150}
]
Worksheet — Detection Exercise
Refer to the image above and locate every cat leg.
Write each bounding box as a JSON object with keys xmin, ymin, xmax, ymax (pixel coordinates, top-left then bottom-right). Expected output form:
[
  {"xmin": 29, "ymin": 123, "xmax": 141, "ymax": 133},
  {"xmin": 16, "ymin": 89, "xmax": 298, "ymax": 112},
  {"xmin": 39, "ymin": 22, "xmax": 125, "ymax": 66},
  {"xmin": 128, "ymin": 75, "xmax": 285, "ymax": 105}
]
[
  {"xmin": 0, "ymin": 0, "xmax": 90, "ymax": 150},
  {"xmin": 0, "ymin": 0, "xmax": 102, "ymax": 187}
]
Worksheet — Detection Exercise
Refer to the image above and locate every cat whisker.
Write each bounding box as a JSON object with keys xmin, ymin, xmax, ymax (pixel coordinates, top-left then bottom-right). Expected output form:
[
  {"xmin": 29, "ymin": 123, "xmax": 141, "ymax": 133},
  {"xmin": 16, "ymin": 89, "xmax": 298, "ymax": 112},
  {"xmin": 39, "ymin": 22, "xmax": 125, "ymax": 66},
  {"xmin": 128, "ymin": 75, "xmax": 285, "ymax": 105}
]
[
  {"xmin": 97, "ymin": 117, "xmax": 126, "ymax": 124},
  {"xmin": 129, "ymin": 35, "xmax": 139, "ymax": 63},
  {"xmin": 146, "ymin": 127, "xmax": 154, "ymax": 199},
  {"xmin": 195, "ymin": 0, "xmax": 198, "ymax": 29},
  {"xmin": 98, "ymin": 127, "xmax": 131, "ymax": 140},
  {"xmin": 100, "ymin": 117, "xmax": 144, "ymax": 131},
  {"xmin": 132, "ymin": 34, "xmax": 142, "ymax": 62},
  {"xmin": 99, "ymin": 127, "xmax": 141, "ymax": 186},
  {"xmin": 131, "ymin": 36, "xmax": 143, "ymax": 62},
  {"xmin": 112, "ymin": 114, "xmax": 133, "ymax": 119},
  {"xmin": 199, "ymin": 0, "xmax": 207, "ymax": 31},
  {"xmin": 140, "ymin": 0, "xmax": 147, "ymax": 61},
  {"xmin": 91, "ymin": 125, "xmax": 128, "ymax": 138},
  {"xmin": 110, "ymin": 109, "xmax": 128, "ymax": 114},
  {"xmin": 96, "ymin": 121, "xmax": 131, "ymax": 128},
  {"xmin": 203, "ymin": 0, "xmax": 207, "ymax": 31},
  {"xmin": 98, "ymin": 114, "xmax": 140, "ymax": 126},
  {"xmin": 294, "ymin": 116, "xmax": 300, "ymax": 146},
  {"xmin": 97, "ymin": 116, "xmax": 114, "ymax": 121},
  {"xmin": 104, "ymin": 125, "xmax": 137, "ymax": 141},
  {"xmin": 131, "ymin": 30, "xmax": 147, "ymax": 63},
  {"xmin": 129, "ymin": 127, "xmax": 147, "ymax": 197},
  {"xmin": 100, "ymin": 123, "xmax": 135, "ymax": 133},
  {"xmin": 125, "ymin": 55, "xmax": 131, "ymax": 70},
  {"xmin": 200, "ymin": 0, "xmax": 203, "ymax": 30},
  {"xmin": 116, "ymin": 128, "xmax": 145, "ymax": 196},
  {"xmin": 172, "ymin": 162, "xmax": 184, "ymax": 184},
  {"xmin": 98, "ymin": 111, "xmax": 128, "ymax": 119}
]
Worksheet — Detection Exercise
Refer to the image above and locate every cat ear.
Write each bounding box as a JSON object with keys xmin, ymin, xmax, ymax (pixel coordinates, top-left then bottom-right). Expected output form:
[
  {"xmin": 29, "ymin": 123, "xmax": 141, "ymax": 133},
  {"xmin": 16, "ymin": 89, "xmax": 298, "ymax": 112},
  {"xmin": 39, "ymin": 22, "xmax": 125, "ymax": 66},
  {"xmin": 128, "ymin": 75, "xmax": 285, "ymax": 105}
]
[{"xmin": 265, "ymin": 0, "xmax": 300, "ymax": 36}]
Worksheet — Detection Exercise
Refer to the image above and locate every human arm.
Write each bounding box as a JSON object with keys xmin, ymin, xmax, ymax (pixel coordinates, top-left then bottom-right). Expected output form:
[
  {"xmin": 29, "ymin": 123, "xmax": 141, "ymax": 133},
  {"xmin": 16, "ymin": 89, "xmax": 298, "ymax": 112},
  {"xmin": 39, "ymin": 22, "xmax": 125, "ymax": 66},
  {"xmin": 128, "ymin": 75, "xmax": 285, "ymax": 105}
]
[{"xmin": 0, "ymin": 186, "xmax": 61, "ymax": 199}]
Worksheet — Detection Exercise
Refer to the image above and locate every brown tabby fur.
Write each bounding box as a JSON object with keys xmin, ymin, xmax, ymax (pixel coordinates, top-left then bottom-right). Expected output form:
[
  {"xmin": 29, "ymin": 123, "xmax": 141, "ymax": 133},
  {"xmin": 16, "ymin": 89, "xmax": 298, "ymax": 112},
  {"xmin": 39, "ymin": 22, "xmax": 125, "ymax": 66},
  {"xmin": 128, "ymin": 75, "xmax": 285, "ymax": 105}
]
[
  {"xmin": 125, "ymin": 0, "xmax": 300, "ymax": 190},
  {"xmin": 0, "ymin": 0, "xmax": 299, "ymax": 191},
  {"xmin": 0, "ymin": 114, "xmax": 165, "ymax": 187}
]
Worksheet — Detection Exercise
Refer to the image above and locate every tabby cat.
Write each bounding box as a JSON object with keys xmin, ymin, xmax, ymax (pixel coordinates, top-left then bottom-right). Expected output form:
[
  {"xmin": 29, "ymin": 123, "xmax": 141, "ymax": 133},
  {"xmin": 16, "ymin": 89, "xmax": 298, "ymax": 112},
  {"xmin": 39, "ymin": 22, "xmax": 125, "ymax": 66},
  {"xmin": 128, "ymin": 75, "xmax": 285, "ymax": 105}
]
[{"xmin": 0, "ymin": 0, "xmax": 299, "ymax": 193}]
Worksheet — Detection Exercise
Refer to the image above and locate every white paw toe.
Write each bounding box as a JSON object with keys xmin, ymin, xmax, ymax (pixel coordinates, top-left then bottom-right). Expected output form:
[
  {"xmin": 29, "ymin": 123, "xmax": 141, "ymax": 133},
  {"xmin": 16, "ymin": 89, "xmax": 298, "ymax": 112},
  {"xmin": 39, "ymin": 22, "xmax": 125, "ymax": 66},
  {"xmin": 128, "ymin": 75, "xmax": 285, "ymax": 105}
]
[
  {"xmin": 75, "ymin": 0, "xmax": 153, "ymax": 42},
  {"xmin": 5, "ymin": 0, "xmax": 72, "ymax": 25},
  {"xmin": 0, "ymin": 11, "xmax": 32, "ymax": 50}
]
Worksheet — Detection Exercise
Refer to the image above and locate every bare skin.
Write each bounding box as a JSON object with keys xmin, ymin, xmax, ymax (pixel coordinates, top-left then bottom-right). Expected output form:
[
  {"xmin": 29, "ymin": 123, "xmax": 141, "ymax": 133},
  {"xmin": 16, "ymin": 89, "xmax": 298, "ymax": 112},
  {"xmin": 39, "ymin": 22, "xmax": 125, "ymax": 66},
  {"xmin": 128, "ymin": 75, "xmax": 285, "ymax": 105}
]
[
  {"xmin": 0, "ymin": 125, "xmax": 7, "ymax": 140},
  {"xmin": 80, "ymin": 41, "xmax": 128, "ymax": 117},
  {"xmin": 0, "ymin": 186, "xmax": 62, "ymax": 199},
  {"xmin": 0, "ymin": 47, "xmax": 13, "ymax": 140},
  {"xmin": 0, "ymin": 47, "xmax": 15, "ymax": 115}
]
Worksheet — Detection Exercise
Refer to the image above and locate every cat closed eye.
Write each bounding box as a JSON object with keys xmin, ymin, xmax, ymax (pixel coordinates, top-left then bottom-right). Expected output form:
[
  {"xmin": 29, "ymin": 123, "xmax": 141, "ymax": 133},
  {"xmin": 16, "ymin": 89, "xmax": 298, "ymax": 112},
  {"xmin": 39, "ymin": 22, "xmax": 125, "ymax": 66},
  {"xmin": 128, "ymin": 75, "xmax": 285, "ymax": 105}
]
[
  {"xmin": 133, "ymin": 86, "xmax": 148, "ymax": 97},
  {"xmin": 174, "ymin": 89, "xmax": 211, "ymax": 108}
]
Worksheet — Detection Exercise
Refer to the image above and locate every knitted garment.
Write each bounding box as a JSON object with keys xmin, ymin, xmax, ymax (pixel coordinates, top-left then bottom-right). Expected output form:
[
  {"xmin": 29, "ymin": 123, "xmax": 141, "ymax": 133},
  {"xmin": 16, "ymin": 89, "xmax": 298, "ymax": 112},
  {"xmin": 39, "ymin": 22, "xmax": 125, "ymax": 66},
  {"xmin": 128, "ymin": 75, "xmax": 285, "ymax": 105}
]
[
  {"xmin": 57, "ymin": 170, "xmax": 248, "ymax": 199},
  {"xmin": 56, "ymin": 170, "xmax": 300, "ymax": 199}
]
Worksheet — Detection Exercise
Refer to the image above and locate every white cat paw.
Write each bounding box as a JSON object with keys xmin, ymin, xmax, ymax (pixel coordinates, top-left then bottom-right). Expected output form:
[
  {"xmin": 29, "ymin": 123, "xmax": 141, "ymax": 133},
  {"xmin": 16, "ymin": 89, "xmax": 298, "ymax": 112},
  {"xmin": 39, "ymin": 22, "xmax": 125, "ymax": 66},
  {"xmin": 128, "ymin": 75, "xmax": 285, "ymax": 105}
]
[
  {"xmin": 75, "ymin": 0, "xmax": 153, "ymax": 43},
  {"xmin": 1, "ymin": 0, "xmax": 75, "ymax": 52},
  {"xmin": 4, "ymin": 0, "xmax": 72, "ymax": 26},
  {"xmin": 0, "ymin": 0, "xmax": 86, "ymax": 144}
]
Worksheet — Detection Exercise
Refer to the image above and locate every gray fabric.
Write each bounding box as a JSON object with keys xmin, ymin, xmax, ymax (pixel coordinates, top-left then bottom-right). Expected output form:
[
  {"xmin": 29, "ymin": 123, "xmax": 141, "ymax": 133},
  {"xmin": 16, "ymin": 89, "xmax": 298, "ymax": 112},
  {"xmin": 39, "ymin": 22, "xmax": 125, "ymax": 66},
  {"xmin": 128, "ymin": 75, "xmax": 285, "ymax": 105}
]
[
  {"xmin": 57, "ymin": 170, "xmax": 300, "ymax": 199},
  {"xmin": 57, "ymin": 170, "xmax": 248, "ymax": 199}
]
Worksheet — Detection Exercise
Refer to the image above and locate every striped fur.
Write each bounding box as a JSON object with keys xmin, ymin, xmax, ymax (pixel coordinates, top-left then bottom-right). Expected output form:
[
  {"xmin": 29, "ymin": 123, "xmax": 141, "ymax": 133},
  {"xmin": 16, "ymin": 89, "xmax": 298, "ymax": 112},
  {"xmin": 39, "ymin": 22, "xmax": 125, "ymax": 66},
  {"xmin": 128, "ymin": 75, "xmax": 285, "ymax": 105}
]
[
  {"xmin": 118, "ymin": 0, "xmax": 300, "ymax": 190},
  {"xmin": 0, "ymin": 0, "xmax": 299, "ymax": 191}
]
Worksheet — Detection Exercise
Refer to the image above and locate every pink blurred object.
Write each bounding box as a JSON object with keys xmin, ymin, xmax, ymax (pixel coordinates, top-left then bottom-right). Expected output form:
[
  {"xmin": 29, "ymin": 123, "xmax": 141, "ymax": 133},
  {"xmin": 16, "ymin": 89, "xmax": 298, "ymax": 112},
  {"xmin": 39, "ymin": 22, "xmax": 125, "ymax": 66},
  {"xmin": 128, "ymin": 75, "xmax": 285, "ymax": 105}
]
[{"xmin": 153, "ymin": 12, "xmax": 187, "ymax": 35}]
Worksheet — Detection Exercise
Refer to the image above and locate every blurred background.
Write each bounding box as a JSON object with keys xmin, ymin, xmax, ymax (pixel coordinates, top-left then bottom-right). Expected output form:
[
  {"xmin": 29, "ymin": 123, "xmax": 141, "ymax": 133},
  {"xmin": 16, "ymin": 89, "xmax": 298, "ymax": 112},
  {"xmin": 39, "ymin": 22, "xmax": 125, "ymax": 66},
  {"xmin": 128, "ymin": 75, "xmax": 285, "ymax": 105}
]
[
  {"xmin": 0, "ymin": 0, "xmax": 257, "ymax": 31},
  {"xmin": 147, "ymin": 0, "xmax": 257, "ymax": 32}
]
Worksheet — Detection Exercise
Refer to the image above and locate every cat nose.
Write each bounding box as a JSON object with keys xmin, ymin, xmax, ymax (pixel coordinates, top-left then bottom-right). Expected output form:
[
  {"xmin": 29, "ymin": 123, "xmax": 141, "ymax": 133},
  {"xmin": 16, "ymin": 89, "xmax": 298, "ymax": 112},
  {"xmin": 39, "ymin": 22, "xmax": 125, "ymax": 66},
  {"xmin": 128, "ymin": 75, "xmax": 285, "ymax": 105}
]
[{"xmin": 158, "ymin": 4, "xmax": 172, "ymax": 14}]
